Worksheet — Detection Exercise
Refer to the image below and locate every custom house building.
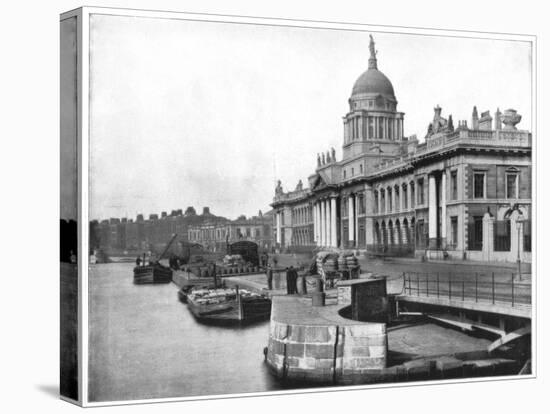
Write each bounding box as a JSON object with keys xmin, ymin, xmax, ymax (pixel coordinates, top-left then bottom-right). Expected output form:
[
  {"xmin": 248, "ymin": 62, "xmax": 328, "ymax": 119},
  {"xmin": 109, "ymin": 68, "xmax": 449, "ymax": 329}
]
[{"xmin": 271, "ymin": 35, "xmax": 532, "ymax": 263}]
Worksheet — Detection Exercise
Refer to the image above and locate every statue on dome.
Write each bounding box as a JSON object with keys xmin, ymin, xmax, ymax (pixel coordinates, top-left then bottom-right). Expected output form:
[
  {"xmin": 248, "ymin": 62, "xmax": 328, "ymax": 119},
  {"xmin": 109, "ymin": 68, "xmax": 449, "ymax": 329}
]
[
  {"xmin": 368, "ymin": 35, "xmax": 378, "ymax": 69},
  {"xmin": 295, "ymin": 179, "xmax": 303, "ymax": 191},
  {"xmin": 317, "ymin": 153, "xmax": 321, "ymax": 167},
  {"xmin": 369, "ymin": 35, "xmax": 377, "ymax": 58},
  {"xmin": 321, "ymin": 152, "xmax": 326, "ymax": 165},
  {"xmin": 326, "ymin": 150, "xmax": 331, "ymax": 163},
  {"xmin": 331, "ymin": 147, "xmax": 336, "ymax": 162},
  {"xmin": 275, "ymin": 180, "xmax": 283, "ymax": 195}
]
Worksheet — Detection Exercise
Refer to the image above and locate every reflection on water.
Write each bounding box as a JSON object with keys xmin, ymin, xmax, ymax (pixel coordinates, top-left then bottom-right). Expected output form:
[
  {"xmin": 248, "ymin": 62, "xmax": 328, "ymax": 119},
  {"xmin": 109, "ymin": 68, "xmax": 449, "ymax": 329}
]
[{"xmin": 88, "ymin": 263, "xmax": 283, "ymax": 402}]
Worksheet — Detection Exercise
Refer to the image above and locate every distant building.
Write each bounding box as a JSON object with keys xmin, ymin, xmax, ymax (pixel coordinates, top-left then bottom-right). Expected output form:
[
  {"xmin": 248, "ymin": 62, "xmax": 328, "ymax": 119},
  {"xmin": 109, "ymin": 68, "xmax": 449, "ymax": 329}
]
[
  {"xmin": 188, "ymin": 210, "xmax": 274, "ymax": 252},
  {"xmin": 91, "ymin": 206, "xmax": 229, "ymax": 253},
  {"xmin": 271, "ymin": 36, "xmax": 532, "ymax": 263}
]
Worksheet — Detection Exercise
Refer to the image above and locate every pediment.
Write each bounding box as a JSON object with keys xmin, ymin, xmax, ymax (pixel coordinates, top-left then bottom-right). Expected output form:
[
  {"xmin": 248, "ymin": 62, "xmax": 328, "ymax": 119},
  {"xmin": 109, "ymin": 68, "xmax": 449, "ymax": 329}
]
[{"xmin": 312, "ymin": 174, "xmax": 328, "ymax": 191}]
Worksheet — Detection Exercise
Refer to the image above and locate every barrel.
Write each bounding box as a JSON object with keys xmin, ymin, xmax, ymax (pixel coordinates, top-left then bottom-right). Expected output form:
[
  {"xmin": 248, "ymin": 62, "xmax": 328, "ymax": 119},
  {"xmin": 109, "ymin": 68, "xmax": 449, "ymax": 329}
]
[
  {"xmin": 346, "ymin": 255, "xmax": 358, "ymax": 268},
  {"xmin": 324, "ymin": 258, "xmax": 338, "ymax": 272},
  {"xmin": 337, "ymin": 255, "xmax": 348, "ymax": 271}
]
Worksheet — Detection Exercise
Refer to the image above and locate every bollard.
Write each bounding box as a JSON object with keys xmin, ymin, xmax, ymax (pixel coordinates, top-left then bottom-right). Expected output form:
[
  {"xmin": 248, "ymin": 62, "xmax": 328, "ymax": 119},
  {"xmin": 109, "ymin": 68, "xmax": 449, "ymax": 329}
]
[
  {"xmin": 300, "ymin": 275, "xmax": 308, "ymax": 295},
  {"xmin": 311, "ymin": 292, "xmax": 326, "ymax": 307},
  {"xmin": 314, "ymin": 278, "xmax": 324, "ymax": 293}
]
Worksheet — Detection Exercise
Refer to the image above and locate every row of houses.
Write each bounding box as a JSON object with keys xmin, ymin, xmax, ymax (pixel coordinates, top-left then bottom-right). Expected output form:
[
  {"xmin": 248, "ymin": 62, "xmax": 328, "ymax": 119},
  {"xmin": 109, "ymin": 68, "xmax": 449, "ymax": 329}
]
[{"xmin": 90, "ymin": 207, "xmax": 274, "ymax": 254}]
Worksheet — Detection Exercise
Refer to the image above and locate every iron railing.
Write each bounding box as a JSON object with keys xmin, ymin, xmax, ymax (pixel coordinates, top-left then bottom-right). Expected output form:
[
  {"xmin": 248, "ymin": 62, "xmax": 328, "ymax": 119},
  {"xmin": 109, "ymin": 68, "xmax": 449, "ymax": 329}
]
[{"xmin": 402, "ymin": 271, "xmax": 531, "ymax": 307}]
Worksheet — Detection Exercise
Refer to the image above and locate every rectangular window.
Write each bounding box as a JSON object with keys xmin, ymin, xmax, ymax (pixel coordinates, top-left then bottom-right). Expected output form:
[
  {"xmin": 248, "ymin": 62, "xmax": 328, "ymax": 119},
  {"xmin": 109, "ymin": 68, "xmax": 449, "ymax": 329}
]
[
  {"xmin": 388, "ymin": 190, "xmax": 392, "ymax": 212},
  {"xmin": 468, "ymin": 216, "xmax": 483, "ymax": 251},
  {"xmin": 360, "ymin": 164, "xmax": 363, "ymax": 174},
  {"xmin": 395, "ymin": 188, "xmax": 400, "ymax": 211},
  {"xmin": 410, "ymin": 184, "xmax": 415, "ymax": 208},
  {"xmin": 343, "ymin": 170, "xmax": 347, "ymax": 179},
  {"xmin": 506, "ymin": 173, "xmax": 518, "ymax": 199},
  {"xmin": 494, "ymin": 220, "xmax": 511, "ymax": 251},
  {"xmin": 451, "ymin": 171, "xmax": 458, "ymax": 200},
  {"xmin": 351, "ymin": 167, "xmax": 355, "ymax": 176},
  {"xmin": 474, "ymin": 172, "xmax": 485, "ymax": 198},
  {"xmin": 417, "ymin": 179, "xmax": 424, "ymax": 205},
  {"xmin": 358, "ymin": 194, "xmax": 365, "ymax": 214},
  {"xmin": 403, "ymin": 186, "xmax": 408, "ymax": 209},
  {"xmin": 450, "ymin": 216, "xmax": 458, "ymax": 246},
  {"xmin": 374, "ymin": 192, "xmax": 379, "ymax": 214},
  {"xmin": 378, "ymin": 117, "xmax": 384, "ymax": 138},
  {"xmin": 524, "ymin": 219, "xmax": 531, "ymax": 252}
]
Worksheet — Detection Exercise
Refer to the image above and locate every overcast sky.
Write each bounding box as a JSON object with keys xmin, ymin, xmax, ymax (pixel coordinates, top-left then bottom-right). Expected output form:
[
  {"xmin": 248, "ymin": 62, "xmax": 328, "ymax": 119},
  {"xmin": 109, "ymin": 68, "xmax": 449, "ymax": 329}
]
[{"xmin": 88, "ymin": 14, "xmax": 532, "ymax": 221}]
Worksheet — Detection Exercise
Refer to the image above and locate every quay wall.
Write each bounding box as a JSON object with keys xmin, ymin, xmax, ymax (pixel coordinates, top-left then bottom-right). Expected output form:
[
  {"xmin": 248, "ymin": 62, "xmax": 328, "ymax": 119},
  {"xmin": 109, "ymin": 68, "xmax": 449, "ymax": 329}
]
[{"xmin": 265, "ymin": 297, "xmax": 388, "ymax": 384}]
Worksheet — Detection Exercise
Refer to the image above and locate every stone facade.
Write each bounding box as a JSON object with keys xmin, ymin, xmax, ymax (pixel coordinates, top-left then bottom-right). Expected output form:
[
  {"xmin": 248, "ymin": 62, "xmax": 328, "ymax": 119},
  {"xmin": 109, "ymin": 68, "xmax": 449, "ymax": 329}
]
[
  {"xmin": 271, "ymin": 36, "xmax": 532, "ymax": 263},
  {"xmin": 188, "ymin": 210, "xmax": 274, "ymax": 252}
]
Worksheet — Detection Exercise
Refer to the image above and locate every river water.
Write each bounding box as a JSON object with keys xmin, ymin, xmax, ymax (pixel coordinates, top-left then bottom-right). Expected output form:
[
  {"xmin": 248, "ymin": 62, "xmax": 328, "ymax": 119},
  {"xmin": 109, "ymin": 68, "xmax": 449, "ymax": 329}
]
[
  {"xmin": 88, "ymin": 262, "xmax": 283, "ymax": 402},
  {"xmin": 86, "ymin": 262, "xmax": 496, "ymax": 403}
]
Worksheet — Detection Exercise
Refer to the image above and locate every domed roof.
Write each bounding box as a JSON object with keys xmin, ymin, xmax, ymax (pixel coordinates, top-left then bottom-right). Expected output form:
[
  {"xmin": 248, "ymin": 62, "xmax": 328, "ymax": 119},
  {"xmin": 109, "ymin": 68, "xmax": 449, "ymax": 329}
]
[
  {"xmin": 351, "ymin": 68, "xmax": 395, "ymax": 99},
  {"xmin": 350, "ymin": 34, "xmax": 396, "ymax": 100}
]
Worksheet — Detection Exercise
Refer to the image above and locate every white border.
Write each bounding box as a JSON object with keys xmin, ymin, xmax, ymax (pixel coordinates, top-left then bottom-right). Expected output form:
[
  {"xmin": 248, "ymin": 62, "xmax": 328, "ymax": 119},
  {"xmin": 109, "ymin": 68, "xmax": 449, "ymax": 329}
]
[{"xmin": 59, "ymin": 6, "xmax": 537, "ymax": 407}]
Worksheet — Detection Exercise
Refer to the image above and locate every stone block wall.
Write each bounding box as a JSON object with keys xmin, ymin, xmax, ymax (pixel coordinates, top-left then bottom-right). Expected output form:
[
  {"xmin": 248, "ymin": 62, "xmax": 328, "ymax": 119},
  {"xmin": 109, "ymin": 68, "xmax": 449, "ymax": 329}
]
[
  {"xmin": 266, "ymin": 320, "xmax": 387, "ymax": 384},
  {"xmin": 338, "ymin": 285, "xmax": 351, "ymax": 305}
]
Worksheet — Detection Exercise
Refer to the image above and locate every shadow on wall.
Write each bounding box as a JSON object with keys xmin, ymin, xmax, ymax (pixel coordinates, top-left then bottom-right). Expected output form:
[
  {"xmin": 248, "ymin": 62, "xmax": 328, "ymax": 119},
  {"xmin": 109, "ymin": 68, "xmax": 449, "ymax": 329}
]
[{"xmin": 60, "ymin": 219, "xmax": 77, "ymax": 262}]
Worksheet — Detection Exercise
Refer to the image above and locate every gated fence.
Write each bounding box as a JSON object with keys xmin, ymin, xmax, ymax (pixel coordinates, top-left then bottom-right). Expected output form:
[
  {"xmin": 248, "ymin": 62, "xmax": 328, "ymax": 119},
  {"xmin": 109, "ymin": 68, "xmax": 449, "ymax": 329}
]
[{"xmin": 402, "ymin": 271, "xmax": 531, "ymax": 307}]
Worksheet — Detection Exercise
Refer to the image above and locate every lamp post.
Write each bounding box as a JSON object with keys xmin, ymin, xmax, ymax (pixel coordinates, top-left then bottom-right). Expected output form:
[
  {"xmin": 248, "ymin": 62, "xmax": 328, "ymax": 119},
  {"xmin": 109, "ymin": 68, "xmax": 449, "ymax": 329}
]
[{"xmin": 515, "ymin": 215, "xmax": 525, "ymax": 281}]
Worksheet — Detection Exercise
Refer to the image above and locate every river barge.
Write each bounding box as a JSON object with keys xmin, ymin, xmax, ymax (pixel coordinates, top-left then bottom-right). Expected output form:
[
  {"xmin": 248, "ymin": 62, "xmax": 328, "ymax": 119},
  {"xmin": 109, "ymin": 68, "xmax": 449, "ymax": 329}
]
[
  {"xmin": 133, "ymin": 233, "xmax": 177, "ymax": 285},
  {"xmin": 186, "ymin": 286, "xmax": 272, "ymax": 324},
  {"xmin": 133, "ymin": 264, "xmax": 173, "ymax": 284}
]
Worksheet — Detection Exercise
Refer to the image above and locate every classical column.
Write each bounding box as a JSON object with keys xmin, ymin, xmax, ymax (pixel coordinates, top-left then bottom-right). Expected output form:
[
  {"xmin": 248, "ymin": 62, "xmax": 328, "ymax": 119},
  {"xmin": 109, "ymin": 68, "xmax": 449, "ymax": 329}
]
[
  {"xmin": 316, "ymin": 203, "xmax": 320, "ymax": 245},
  {"xmin": 428, "ymin": 175, "xmax": 437, "ymax": 248},
  {"xmin": 355, "ymin": 195, "xmax": 359, "ymax": 246},
  {"xmin": 330, "ymin": 197, "xmax": 337, "ymax": 247},
  {"xmin": 321, "ymin": 200, "xmax": 327, "ymax": 247},
  {"xmin": 313, "ymin": 204, "xmax": 317, "ymax": 244},
  {"xmin": 326, "ymin": 199, "xmax": 331, "ymax": 247},
  {"xmin": 318, "ymin": 202, "xmax": 323, "ymax": 246},
  {"xmin": 276, "ymin": 211, "xmax": 281, "ymax": 245},
  {"xmin": 348, "ymin": 195, "xmax": 355, "ymax": 244},
  {"xmin": 441, "ymin": 171, "xmax": 447, "ymax": 247}
]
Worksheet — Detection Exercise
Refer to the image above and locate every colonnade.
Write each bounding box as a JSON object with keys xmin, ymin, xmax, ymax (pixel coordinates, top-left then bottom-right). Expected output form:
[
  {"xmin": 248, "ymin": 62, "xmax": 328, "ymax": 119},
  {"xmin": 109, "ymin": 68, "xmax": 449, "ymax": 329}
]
[
  {"xmin": 344, "ymin": 115, "xmax": 404, "ymax": 142},
  {"xmin": 313, "ymin": 197, "xmax": 338, "ymax": 247}
]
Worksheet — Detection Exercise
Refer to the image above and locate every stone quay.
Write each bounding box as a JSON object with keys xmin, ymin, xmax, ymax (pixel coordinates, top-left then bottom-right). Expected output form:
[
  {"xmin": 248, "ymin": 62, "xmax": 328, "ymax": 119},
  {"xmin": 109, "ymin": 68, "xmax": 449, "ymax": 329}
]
[{"xmin": 265, "ymin": 294, "xmax": 388, "ymax": 384}]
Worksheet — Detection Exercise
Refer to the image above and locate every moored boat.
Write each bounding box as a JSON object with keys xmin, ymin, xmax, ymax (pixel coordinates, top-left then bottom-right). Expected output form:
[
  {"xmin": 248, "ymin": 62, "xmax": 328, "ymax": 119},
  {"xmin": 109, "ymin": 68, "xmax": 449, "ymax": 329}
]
[
  {"xmin": 186, "ymin": 286, "xmax": 271, "ymax": 324},
  {"xmin": 133, "ymin": 233, "xmax": 177, "ymax": 284},
  {"xmin": 133, "ymin": 263, "xmax": 173, "ymax": 284}
]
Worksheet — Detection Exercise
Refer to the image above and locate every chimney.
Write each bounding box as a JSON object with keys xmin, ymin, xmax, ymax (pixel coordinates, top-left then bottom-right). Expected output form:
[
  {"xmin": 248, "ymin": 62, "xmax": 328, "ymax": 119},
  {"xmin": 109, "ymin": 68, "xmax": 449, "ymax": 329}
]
[
  {"xmin": 495, "ymin": 108, "xmax": 502, "ymax": 130},
  {"xmin": 472, "ymin": 106, "xmax": 479, "ymax": 130},
  {"xmin": 136, "ymin": 214, "xmax": 144, "ymax": 222},
  {"xmin": 161, "ymin": 211, "xmax": 167, "ymax": 218},
  {"xmin": 203, "ymin": 207, "xmax": 211, "ymax": 215},
  {"xmin": 478, "ymin": 110, "xmax": 493, "ymax": 131},
  {"xmin": 184, "ymin": 206, "xmax": 197, "ymax": 216}
]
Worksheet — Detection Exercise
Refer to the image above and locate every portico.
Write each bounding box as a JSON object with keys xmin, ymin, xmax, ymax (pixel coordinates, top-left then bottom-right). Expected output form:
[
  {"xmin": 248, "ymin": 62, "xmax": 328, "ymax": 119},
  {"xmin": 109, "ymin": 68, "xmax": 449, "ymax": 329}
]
[{"xmin": 312, "ymin": 196, "xmax": 339, "ymax": 248}]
